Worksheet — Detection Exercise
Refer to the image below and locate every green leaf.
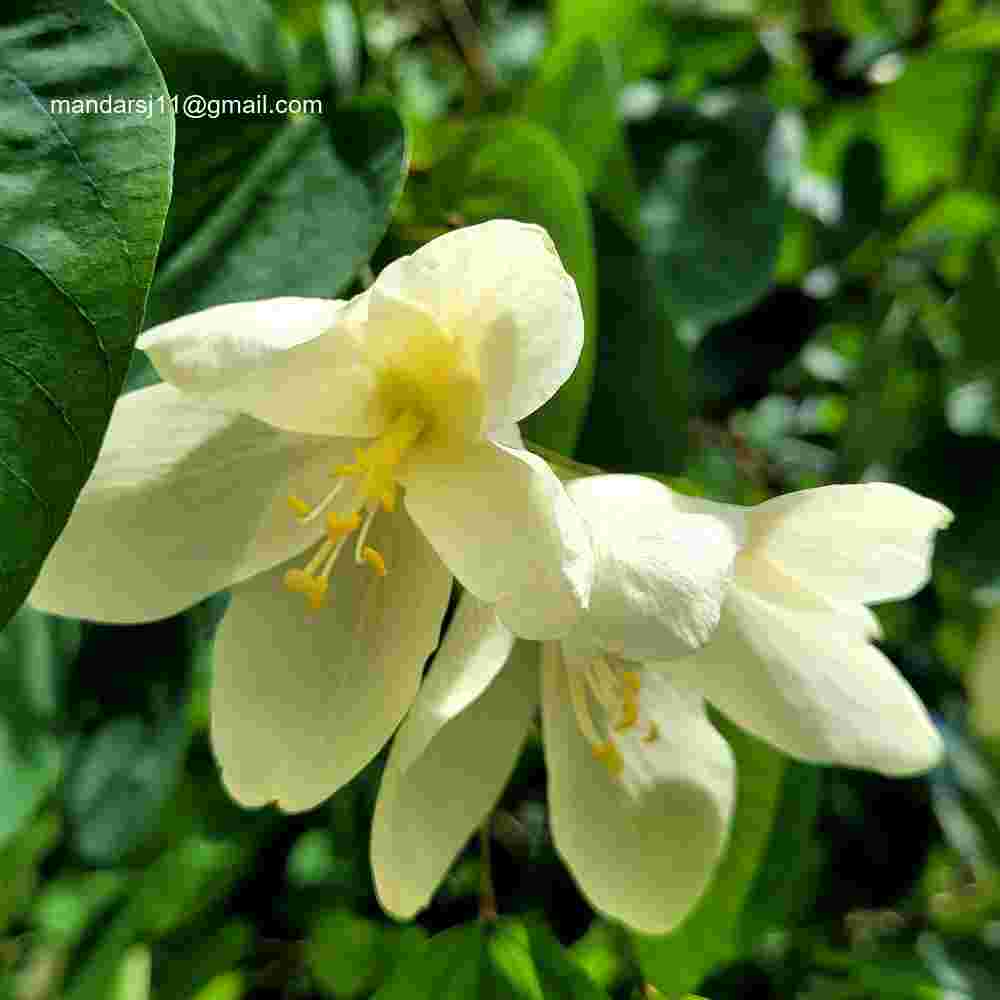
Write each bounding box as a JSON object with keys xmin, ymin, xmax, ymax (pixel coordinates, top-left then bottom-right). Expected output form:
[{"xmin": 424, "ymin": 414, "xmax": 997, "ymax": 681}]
[
  {"xmin": 374, "ymin": 919, "xmax": 610, "ymax": 999},
  {"xmin": 634, "ymin": 721, "xmax": 787, "ymax": 997},
  {"xmin": 0, "ymin": 607, "xmax": 79, "ymax": 845},
  {"xmin": 420, "ymin": 117, "xmax": 597, "ymax": 455},
  {"xmin": 576, "ymin": 209, "xmax": 690, "ymax": 475},
  {"xmin": 524, "ymin": 38, "xmax": 640, "ymax": 237},
  {"xmin": 0, "ymin": 0, "xmax": 174, "ymax": 627},
  {"xmin": 147, "ymin": 99, "xmax": 409, "ymax": 326},
  {"xmin": 63, "ymin": 612, "xmax": 207, "ymax": 865},
  {"xmin": 636, "ymin": 96, "xmax": 798, "ymax": 327}
]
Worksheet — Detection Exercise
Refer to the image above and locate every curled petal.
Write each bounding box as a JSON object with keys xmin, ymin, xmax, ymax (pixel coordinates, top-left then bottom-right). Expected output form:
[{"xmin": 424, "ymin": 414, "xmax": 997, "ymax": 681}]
[
  {"xmin": 566, "ymin": 475, "xmax": 740, "ymax": 661},
  {"xmin": 139, "ymin": 297, "xmax": 379, "ymax": 436},
  {"xmin": 669, "ymin": 584, "xmax": 943, "ymax": 776},
  {"xmin": 748, "ymin": 483, "xmax": 953, "ymax": 604}
]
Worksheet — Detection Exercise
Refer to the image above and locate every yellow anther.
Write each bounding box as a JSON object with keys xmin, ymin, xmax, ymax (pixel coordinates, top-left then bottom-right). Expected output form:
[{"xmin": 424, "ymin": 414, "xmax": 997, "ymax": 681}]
[
  {"xmin": 283, "ymin": 568, "xmax": 328, "ymax": 609},
  {"xmin": 592, "ymin": 740, "xmax": 625, "ymax": 778},
  {"xmin": 326, "ymin": 510, "xmax": 361, "ymax": 542},
  {"xmin": 642, "ymin": 721, "xmax": 660, "ymax": 744},
  {"xmin": 287, "ymin": 494, "xmax": 312, "ymax": 517},
  {"xmin": 361, "ymin": 545, "xmax": 387, "ymax": 577},
  {"xmin": 622, "ymin": 670, "xmax": 642, "ymax": 691},
  {"xmin": 615, "ymin": 695, "xmax": 639, "ymax": 731}
]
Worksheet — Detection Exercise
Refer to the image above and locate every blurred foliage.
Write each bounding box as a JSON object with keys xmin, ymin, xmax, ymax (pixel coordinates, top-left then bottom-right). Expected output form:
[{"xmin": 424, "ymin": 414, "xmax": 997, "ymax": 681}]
[{"xmin": 4, "ymin": 0, "xmax": 1000, "ymax": 997}]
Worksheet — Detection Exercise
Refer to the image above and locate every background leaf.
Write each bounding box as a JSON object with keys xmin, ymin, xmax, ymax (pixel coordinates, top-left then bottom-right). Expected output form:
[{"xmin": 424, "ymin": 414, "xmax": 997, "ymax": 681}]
[{"xmin": 0, "ymin": 0, "xmax": 173, "ymax": 627}]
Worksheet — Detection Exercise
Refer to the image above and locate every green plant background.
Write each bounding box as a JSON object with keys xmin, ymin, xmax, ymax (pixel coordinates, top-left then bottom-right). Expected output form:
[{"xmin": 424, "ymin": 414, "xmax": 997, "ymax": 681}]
[{"xmin": 2, "ymin": 0, "xmax": 1000, "ymax": 997}]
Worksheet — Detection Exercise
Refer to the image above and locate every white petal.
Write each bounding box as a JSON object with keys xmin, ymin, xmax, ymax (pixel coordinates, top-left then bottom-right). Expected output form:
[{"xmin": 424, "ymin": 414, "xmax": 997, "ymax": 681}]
[
  {"xmin": 403, "ymin": 441, "xmax": 593, "ymax": 640},
  {"xmin": 367, "ymin": 220, "xmax": 584, "ymax": 430},
  {"xmin": 211, "ymin": 509, "xmax": 452, "ymax": 812},
  {"xmin": 542, "ymin": 645, "xmax": 735, "ymax": 934},
  {"xmin": 970, "ymin": 607, "xmax": 1000, "ymax": 740},
  {"xmin": 392, "ymin": 591, "xmax": 516, "ymax": 775},
  {"xmin": 748, "ymin": 483, "xmax": 953, "ymax": 605},
  {"xmin": 28, "ymin": 383, "xmax": 351, "ymax": 623},
  {"xmin": 565, "ymin": 475, "xmax": 739, "ymax": 661},
  {"xmin": 371, "ymin": 638, "xmax": 538, "ymax": 919},
  {"xmin": 669, "ymin": 584, "xmax": 943, "ymax": 776},
  {"xmin": 140, "ymin": 297, "xmax": 380, "ymax": 437}
]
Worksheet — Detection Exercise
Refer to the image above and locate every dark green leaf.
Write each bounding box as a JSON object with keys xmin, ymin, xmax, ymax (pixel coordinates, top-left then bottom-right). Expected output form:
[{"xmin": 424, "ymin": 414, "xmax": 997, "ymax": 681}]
[
  {"xmin": 0, "ymin": 0, "xmax": 173, "ymax": 627},
  {"xmin": 636, "ymin": 95, "xmax": 798, "ymax": 327},
  {"xmin": 146, "ymin": 99, "xmax": 410, "ymax": 326}
]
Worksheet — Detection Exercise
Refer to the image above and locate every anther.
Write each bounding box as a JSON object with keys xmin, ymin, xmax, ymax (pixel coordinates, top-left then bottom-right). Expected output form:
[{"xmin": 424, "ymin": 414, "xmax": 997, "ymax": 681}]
[
  {"xmin": 287, "ymin": 494, "xmax": 312, "ymax": 517},
  {"xmin": 327, "ymin": 510, "xmax": 360, "ymax": 542},
  {"xmin": 361, "ymin": 546, "xmax": 387, "ymax": 577},
  {"xmin": 642, "ymin": 721, "xmax": 660, "ymax": 744},
  {"xmin": 614, "ymin": 695, "xmax": 639, "ymax": 731},
  {"xmin": 591, "ymin": 740, "xmax": 624, "ymax": 778}
]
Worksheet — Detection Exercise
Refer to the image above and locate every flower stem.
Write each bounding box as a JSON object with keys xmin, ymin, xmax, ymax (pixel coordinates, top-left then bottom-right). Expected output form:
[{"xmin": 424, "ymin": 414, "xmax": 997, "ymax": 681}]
[{"xmin": 479, "ymin": 819, "xmax": 498, "ymax": 923}]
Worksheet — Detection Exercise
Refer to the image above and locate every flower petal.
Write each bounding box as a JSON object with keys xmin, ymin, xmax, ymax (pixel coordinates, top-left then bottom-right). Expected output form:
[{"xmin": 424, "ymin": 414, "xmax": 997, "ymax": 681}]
[
  {"xmin": 139, "ymin": 297, "xmax": 380, "ymax": 436},
  {"xmin": 211, "ymin": 509, "xmax": 452, "ymax": 812},
  {"xmin": 748, "ymin": 483, "xmax": 953, "ymax": 605},
  {"xmin": 403, "ymin": 441, "xmax": 593, "ymax": 640},
  {"xmin": 392, "ymin": 591, "xmax": 516, "ymax": 776},
  {"xmin": 371, "ymin": 637, "xmax": 538, "ymax": 919},
  {"xmin": 669, "ymin": 584, "xmax": 943, "ymax": 776},
  {"xmin": 542, "ymin": 644, "xmax": 735, "ymax": 934},
  {"xmin": 367, "ymin": 220, "xmax": 584, "ymax": 430},
  {"xmin": 29, "ymin": 383, "xmax": 351, "ymax": 623},
  {"xmin": 565, "ymin": 475, "xmax": 740, "ymax": 661}
]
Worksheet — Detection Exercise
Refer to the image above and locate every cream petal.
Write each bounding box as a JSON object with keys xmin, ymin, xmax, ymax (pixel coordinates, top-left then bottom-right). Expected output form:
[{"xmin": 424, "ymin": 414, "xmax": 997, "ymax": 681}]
[
  {"xmin": 28, "ymin": 383, "xmax": 353, "ymax": 623},
  {"xmin": 392, "ymin": 592, "xmax": 516, "ymax": 775},
  {"xmin": 748, "ymin": 483, "xmax": 953, "ymax": 605},
  {"xmin": 371, "ymin": 638, "xmax": 538, "ymax": 919},
  {"xmin": 542, "ymin": 644, "xmax": 735, "ymax": 934},
  {"xmin": 211, "ymin": 509, "xmax": 452, "ymax": 812},
  {"xmin": 403, "ymin": 441, "xmax": 593, "ymax": 640},
  {"xmin": 366, "ymin": 221, "xmax": 584, "ymax": 431},
  {"xmin": 139, "ymin": 297, "xmax": 380, "ymax": 437},
  {"xmin": 669, "ymin": 584, "xmax": 943, "ymax": 776},
  {"xmin": 565, "ymin": 475, "xmax": 739, "ymax": 661}
]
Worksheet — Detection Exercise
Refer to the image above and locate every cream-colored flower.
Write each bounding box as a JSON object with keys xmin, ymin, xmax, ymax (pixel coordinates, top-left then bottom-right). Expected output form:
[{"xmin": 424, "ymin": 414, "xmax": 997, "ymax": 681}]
[
  {"xmin": 29, "ymin": 220, "xmax": 593, "ymax": 812},
  {"xmin": 373, "ymin": 474, "xmax": 741, "ymax": 934},
  {"xmin": 371, "ymin": 475, "xmax": 951, "ymax": 933}
]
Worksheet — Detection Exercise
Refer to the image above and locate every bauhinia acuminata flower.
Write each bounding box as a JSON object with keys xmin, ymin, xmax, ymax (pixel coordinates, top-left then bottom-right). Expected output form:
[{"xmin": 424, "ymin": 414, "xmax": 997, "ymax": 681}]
[
  {"xmin": 371, "ymin": 475, "xmax": 952, "ymax": 934},
  {"xmin": 29, "ymin": 220, "xmax": 593, "ymax": 812}
]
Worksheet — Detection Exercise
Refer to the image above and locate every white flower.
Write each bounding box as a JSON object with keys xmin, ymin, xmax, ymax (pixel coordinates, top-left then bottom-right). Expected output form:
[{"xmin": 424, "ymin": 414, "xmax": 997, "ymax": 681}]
[
  {"xmin": 370, "ymin": 475, "xmax": 952, "ymax": 934},
  {"xmin": 372, "ymin": 474, "xmax": 741, "ymax": 934},
  {"xmin": 970, "ymin": 607, "xmax": 1000, "ymax": 740},
  {"xmin": 29, "ymin": 220, "xmax": 593, "ymax": 812}
]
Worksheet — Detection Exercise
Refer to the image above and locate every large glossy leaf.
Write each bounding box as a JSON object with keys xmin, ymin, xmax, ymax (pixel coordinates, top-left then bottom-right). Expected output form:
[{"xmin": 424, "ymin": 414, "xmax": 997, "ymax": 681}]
[
  {"xmin": 633, "ymin": 95, "xmax": 800, "ymax": 328},
  {"xmin": 421, "ymin": 117, "xmax": 597, "ymax": 455},
  {"xmin": 634, "ymin": 721, "xmax": 786, "ymax": 997},
  {"xmin": 146, "ymin": 100, "xmax": 410, "ymax": 326},
  {"xmin": 0, "ymin": 0, "xmax": 173, "ymax": 627}
]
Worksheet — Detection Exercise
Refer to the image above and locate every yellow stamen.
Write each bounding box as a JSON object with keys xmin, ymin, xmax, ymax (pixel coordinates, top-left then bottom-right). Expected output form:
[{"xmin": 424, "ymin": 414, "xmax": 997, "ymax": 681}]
[
  {"xmin": 334, "ymin": 410, "xmax": 425, "ymax": 512},
  {"xmin": 622, "ymin": 670, "xmax": 642, "ymax": 691},
  {"xmin": 327, "ymin": 510, "xmax": 360, "ymax": 542},
  {"xmin": 642, "ymin": 721, "xmax": 660, "ymax": 744},
  {"xmin": 361, "ymin": 545, "xmax": 387, "ymax": 577},
  {"xmin": 591, "ymin": 740, "xmax": 625, "ymax": 778},
  {"xmin": 287, "ymin": 494, "xmax": 312, "ymax": 517},
  {"xmin": 283, "ymin": 568, "xmax": 329, "ymax": 610},
  {"xmin": 614, "ymin": 694, "xmax": 639, "ymax": 731}
]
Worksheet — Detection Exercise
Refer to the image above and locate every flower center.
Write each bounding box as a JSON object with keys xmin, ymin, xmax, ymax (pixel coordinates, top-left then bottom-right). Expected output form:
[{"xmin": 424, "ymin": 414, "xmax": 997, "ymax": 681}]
[
  {"xmin": 566, "ymin": 654, "xmax": 659, "ymax": 780},
  {"xmin": 282, "ymin": 409, "xmax": 426, "ymax": 610}
]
